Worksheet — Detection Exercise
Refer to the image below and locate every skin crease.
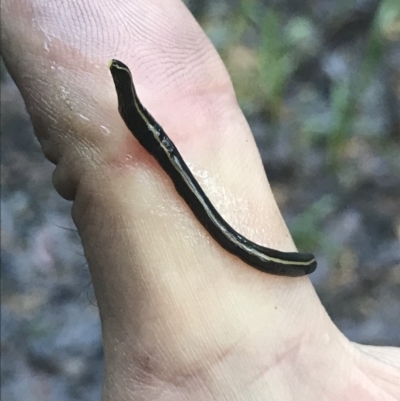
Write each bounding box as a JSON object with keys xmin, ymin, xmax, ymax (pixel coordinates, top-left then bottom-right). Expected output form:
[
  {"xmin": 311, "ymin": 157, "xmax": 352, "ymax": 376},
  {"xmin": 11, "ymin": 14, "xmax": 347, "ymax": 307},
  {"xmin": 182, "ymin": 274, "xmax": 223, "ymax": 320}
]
[{"xmin": 1, "ymin": 0, "xmax": 399, "ymax": 400}]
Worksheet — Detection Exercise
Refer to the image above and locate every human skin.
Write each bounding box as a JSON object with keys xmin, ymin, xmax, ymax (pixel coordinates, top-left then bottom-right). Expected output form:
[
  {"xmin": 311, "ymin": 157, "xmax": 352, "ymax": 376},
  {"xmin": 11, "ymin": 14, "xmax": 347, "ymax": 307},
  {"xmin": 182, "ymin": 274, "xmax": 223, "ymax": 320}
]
[{"xmin": 1, "ymin": 1, "xmax": 399, "ymax": 400}]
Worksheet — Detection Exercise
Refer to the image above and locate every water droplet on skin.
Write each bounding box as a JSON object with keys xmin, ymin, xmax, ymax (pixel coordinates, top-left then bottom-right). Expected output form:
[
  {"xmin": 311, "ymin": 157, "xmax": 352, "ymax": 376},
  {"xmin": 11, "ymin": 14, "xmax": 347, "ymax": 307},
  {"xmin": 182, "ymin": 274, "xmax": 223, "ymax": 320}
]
[
  {"xmin": 78, "ymin": 114, "xmax": 90, "ymax": 122},
  {"xmin": 59, "ymin": 86, "xmax": 69, "ymax": 99},
  {"xmin": 100, "ymin": 125, "xmax": 111, "ymax": 135}
]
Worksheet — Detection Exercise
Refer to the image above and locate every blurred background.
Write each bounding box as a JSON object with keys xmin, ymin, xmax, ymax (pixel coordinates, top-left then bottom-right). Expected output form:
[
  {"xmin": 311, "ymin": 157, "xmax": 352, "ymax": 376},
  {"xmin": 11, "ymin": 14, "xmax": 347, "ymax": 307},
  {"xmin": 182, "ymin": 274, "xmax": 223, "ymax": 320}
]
[{"xmin": 1, "ymin": 0, "xmax": 399, "ymax": 399}]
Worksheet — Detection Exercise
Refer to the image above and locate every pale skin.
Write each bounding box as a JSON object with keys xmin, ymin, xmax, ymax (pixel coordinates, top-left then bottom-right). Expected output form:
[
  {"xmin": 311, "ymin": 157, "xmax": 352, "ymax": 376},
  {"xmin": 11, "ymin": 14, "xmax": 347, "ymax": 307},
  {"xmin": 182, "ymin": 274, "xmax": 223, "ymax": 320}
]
[{"xmin": 1, "ymin": 1, "xmax": 399, "ymax": 400}]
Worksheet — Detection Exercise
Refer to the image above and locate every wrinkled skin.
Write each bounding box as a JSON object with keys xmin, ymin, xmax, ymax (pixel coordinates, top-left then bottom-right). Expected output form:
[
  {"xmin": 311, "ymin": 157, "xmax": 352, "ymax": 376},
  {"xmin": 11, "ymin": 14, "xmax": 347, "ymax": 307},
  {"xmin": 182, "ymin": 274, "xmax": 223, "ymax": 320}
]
[{"xmin": 1, "ymin": 1, "xmax": 399, "ymax": 400}]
